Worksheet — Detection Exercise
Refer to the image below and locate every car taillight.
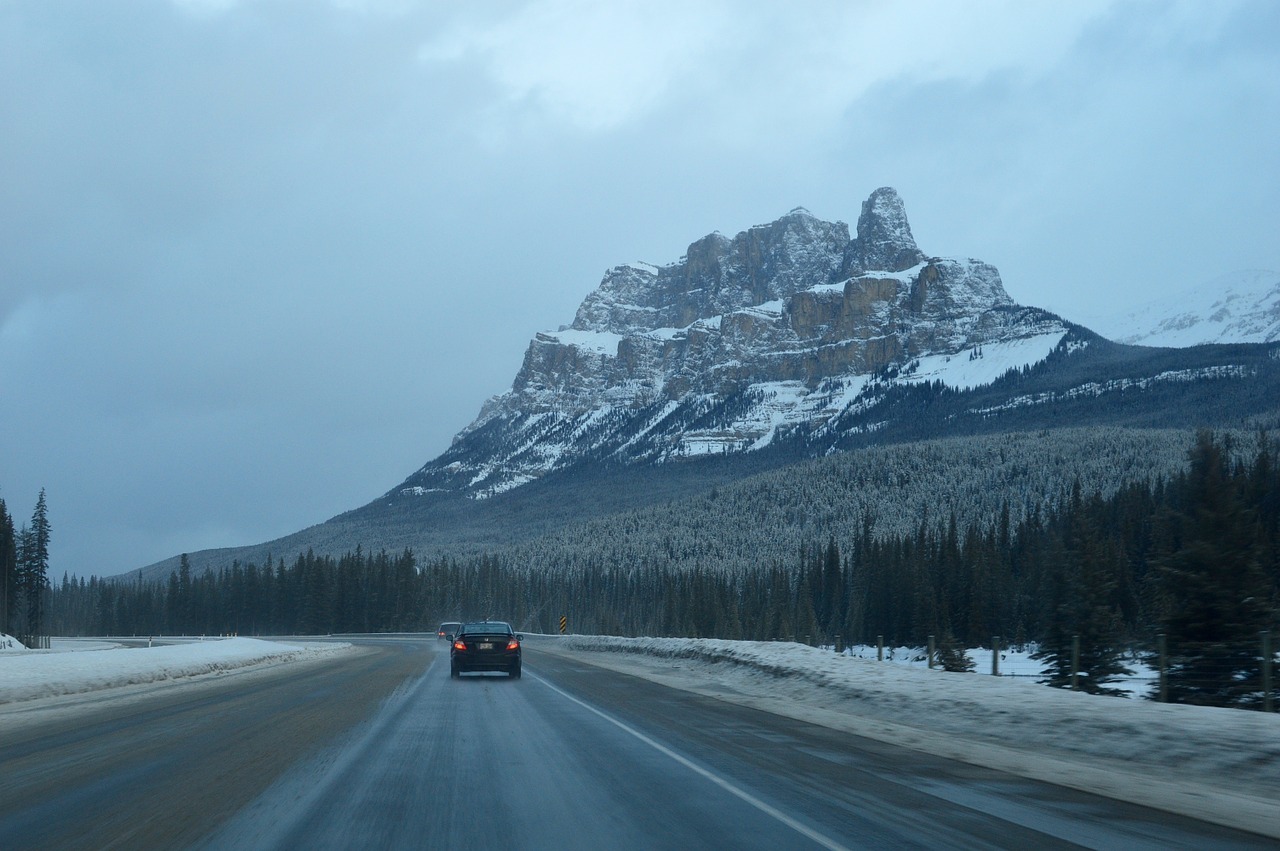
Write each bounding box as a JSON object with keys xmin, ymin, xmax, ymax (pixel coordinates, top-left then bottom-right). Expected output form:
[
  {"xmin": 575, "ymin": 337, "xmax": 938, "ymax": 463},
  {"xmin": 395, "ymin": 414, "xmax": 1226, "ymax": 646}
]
[
  {"xmin": 453, "ymin": 640, "xmax": 466, "ymax": 652},
  {"xmin": 506, "ymin": 639, "xmax": 520, "ymax": 651}
]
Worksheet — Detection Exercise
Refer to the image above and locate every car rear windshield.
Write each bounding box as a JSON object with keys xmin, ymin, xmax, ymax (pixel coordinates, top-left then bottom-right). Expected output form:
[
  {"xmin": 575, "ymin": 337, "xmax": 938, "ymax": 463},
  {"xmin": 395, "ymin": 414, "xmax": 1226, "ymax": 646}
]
[{"xmin": 461, "ymin": 622, "xmax": 512, "ymax": 634}]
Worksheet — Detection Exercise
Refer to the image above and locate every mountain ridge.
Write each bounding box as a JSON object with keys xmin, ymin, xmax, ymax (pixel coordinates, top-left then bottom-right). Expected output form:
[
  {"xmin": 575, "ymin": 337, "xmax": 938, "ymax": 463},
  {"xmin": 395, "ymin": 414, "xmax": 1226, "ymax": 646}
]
[
  {"xmin": 127, "ymin": 190, "xmax": 1280, "ymax": 582},
  {"xmin": 1079, "ymin": 269, "xmax": 1280, "ymax": 347},
  {"xmin": 407, "ymin": 188, "xmax": 1064, "ymax": 500}
]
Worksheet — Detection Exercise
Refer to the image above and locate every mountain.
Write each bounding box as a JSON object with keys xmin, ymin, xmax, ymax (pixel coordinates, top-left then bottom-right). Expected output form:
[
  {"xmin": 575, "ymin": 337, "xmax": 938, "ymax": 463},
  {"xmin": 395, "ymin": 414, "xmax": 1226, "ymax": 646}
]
[
  {"xmin": 1080, "ymin": 269, "xmax": 1280, "ymax": 347},
  {"xmin": 133, "ymin": 190, "xmax": 1280, "ymax": 582},
  {"xmin": 398, "ymin": 188, "xmax": 1071, "ymax": 500}
]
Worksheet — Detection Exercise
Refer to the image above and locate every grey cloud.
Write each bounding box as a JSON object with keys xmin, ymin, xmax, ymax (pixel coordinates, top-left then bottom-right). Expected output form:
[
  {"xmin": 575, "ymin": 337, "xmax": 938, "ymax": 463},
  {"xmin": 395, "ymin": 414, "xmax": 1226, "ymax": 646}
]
[{"xmin": 1, "ymin": 0, "xmax": 1277, "ymax": 578}]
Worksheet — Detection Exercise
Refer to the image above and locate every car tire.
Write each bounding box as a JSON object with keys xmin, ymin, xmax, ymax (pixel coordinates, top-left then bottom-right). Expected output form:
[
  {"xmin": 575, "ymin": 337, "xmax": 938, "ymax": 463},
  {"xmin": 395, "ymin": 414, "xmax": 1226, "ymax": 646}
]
[
  {"xmin": 510, "ymin": 663, "xmax": 521, "ymax": 679},
  {"xmin": 451, "ymin": 663, "xmax": 460, "ymax": 679}
]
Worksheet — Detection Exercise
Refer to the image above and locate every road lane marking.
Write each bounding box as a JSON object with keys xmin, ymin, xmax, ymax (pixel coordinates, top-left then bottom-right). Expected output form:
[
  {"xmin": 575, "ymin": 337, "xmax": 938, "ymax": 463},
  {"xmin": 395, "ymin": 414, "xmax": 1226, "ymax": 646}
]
[{"xmin": 530, "ymin": 671, "xmax": 852, "ymax": 851}]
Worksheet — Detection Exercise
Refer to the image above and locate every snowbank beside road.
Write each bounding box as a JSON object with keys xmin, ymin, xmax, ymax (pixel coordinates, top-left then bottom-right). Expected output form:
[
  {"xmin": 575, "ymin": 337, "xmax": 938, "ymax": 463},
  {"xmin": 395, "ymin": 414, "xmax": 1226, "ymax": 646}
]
[
  {"xmin": 550, "ymin": 635, "xmax": 1280, "ymax": 838},
  {"xmin": 0, "ymin": 638, "xmax": 350, "ymax": 704}
]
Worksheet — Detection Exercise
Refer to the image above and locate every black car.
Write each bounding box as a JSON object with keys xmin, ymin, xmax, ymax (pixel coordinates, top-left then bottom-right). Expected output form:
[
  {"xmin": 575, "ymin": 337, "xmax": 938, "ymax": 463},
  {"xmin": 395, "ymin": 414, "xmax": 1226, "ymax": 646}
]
[
  {"xmin": 437, "ymin": 621, "xmax": 462, "ymax": 641},
  {"xmin": 450, "ymin": 621, "xmax": 522, "ymax": 679}
]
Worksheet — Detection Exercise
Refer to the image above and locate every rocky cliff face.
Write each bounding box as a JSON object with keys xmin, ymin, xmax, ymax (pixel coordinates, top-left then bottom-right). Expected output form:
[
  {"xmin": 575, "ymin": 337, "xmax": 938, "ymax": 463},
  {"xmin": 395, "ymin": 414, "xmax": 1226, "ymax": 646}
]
[{"xmin": 402, "ymin": 188, "xmax": 1072, "ymax": 498}]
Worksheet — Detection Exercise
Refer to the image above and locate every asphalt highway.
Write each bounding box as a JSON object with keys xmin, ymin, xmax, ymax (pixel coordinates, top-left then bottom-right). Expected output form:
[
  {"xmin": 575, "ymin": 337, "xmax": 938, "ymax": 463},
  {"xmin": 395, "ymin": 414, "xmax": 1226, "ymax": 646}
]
[{"xmin": 0, "ymin": 637, "xmax": 1271, "ymax": 850}]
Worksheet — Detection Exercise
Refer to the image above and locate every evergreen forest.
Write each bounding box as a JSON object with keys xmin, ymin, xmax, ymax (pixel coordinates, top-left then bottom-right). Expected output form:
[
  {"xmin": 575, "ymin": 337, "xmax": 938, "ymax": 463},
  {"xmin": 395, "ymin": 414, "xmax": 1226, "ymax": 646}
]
[
  {"xmin": 1, "ymin": 490, "xmax": 51, "ymax": 646},
  {"xmin": 45, "ymin": 431, "xmax": 1280, "ymax": 708}
]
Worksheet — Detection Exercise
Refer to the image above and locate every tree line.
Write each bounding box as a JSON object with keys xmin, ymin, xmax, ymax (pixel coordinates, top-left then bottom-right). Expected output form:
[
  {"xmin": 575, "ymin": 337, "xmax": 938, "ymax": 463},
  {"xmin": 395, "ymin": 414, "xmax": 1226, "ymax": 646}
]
[
  {"xmin": 1, "ymin": 489, "xmax": 51, "ymax": 645},
  {"xmin": 46, "ymin": 431, "xmax": 1280, "ymax": 708}
]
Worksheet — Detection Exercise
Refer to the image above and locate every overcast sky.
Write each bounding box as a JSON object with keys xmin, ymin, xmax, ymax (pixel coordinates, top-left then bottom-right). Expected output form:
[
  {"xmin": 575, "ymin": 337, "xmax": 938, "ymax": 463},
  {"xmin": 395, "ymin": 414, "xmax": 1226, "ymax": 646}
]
[{"xmin": 2, "ymin": 0, "xmax": 1278, "ymax": 579}]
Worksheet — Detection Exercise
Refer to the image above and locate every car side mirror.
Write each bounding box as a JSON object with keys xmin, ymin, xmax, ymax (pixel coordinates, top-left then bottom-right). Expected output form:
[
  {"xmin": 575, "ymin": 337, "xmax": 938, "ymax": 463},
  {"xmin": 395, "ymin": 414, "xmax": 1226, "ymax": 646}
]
[
  {"xmin": 446, "ymin": 633, "xmax": 455, "ymax": 641},
  {"xmin": 516, "ymin": 634, "xmax": 524, "ymax": 641}
]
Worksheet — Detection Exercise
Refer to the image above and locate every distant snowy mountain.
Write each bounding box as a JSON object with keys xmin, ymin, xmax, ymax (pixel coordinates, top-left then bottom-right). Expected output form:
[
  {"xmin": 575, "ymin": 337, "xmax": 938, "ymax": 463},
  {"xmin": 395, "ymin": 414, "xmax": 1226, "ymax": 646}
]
[
  {"xmin": 399, "ymin": 188, "xmax": 1075, "ymax": 500},
  {"xmin": 1083, "ymin": 270, "xmax": 1280, "ymax": 347}
]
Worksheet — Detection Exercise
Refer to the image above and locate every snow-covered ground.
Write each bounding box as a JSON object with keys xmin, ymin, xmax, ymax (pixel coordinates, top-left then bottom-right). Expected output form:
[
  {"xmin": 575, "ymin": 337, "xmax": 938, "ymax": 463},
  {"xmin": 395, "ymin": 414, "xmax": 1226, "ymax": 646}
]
[
  {"xmin": 839, "ymin": 641, "xmax": 1158, "ymax": 699},
  {"xmin": 0, "ymin": 633, "xmax": 351, "ymax": 704},
  {"xmin": 548, "ymin": 635, "xmax": 1280, "ymax": 839},
  {"xmin": 904, "ymin": 332, "xmax": 1067, "ymax": 391}
]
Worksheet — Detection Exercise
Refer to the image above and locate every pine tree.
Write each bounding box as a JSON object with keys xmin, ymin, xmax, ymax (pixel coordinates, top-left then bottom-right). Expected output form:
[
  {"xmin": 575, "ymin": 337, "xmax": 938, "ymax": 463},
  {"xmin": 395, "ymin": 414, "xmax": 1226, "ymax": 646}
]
[
  {"xmin": 1069, "ymin": 501, "xmax": 1132, "ymax": 695},
  {"xmin": 818, "ymin": 535, "xmax": 843, "ymax": 638},
  {"xmin": 0, "ymin": 499, "xmax": 16, "ymax": 636},
  {"xmin": 1033, "ymin": 485, "xmax": 1132, "ymax": 694},
  {"xmin": 1031, "ymin": 526, "xmax": 1073, "ymax": 686},
  {"xmin": 19, "ymin": 491, "xmax": 51, "ymax": 640},
  {"xmin": 936, "ymin": 622, "xmax": 975, "ymax": 673},
  {"xmin": 1155, "ymin": 432, "xmax": 1273, "ymax": 706}
]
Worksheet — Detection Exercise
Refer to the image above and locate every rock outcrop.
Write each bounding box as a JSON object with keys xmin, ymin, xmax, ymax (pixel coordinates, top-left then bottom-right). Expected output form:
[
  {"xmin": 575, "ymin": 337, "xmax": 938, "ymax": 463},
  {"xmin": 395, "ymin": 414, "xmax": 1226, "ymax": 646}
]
[{"xmin": 404, "ymin": 188, "xmax": 1070, "ymax": 498}]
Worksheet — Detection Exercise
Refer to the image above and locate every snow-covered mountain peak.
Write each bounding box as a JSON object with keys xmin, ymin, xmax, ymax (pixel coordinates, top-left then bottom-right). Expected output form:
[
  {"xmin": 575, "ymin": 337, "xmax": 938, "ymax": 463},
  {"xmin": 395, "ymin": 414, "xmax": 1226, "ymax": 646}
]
[{"xmin": 1085, "ymin": 269, "xmax": 1280, "ymax": 347}]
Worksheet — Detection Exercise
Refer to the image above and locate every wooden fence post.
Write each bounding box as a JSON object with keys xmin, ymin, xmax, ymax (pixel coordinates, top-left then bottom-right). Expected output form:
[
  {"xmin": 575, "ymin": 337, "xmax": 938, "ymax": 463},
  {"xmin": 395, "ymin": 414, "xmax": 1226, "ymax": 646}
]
[
  {"xmin": 1157, "ymin": 633, "xmax": 1168, "ymax": 703},
  {"xmin": 1071, "ymin": 635, "xmax": 1081, "ymax": 691},
  {"xmin": 877, "ymin": 635, "xmax": 883, "ymax": 661},
  {"xmin": 992, "ymin": 635, "xmax": 1000, "ymax": 676},
  {"xmin": 927, "ymin": 634, "xmax": 935, "ymax": 669},
  {"xmin": 1263, "ymin": 630, "xmax": 1273, "ymax": 713}
]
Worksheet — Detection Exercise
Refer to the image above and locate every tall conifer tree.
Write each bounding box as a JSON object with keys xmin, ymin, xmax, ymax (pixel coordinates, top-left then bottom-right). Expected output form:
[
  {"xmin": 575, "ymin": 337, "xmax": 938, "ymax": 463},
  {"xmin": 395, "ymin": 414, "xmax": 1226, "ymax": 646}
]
[
  {"xmin": 1156, "ymin": 432, "xmax": 1273, "ymax": 706},
  {"xmin": 0, "ymin": 499, "xmax": 15, "ymax": 635}
]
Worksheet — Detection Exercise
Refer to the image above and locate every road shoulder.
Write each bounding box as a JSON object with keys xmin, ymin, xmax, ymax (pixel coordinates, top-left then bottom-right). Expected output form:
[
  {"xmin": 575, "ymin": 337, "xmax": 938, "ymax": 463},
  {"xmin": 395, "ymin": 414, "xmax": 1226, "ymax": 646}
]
[
  {"xmin": 529, "ymin": 638, "xmax": 1280, "ymax": 841},
  {"xmin": 0, "ymin": 642, "xmax": 367, "ymax": 734}
]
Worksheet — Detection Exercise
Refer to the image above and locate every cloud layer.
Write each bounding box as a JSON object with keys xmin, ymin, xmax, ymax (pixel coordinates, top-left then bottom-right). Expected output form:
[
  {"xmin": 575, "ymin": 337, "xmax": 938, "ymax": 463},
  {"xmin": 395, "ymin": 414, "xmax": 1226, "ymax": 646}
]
[{"xmin": 1, "ymin": 0, "xmax": 1276, "ymax": 577}]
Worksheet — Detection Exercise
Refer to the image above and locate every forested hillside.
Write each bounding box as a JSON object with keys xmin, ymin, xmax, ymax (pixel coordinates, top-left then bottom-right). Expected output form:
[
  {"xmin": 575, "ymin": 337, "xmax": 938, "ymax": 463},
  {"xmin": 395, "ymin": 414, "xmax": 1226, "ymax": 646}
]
[
  {"xmin": 50, "ymin": 430, "xmax": 1279, "ymax": 708},
  {"xmin": 491, "ymin": 427, "xmax": 1200, "ymax": 577}
]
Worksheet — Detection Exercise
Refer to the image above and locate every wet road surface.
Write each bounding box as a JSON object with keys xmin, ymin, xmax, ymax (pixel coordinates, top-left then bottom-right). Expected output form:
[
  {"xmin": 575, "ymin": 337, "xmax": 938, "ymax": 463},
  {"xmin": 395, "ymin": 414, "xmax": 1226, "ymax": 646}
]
[{"xmin": 1, "ymin": 637, "xmax": 1271, "ymax": 850}]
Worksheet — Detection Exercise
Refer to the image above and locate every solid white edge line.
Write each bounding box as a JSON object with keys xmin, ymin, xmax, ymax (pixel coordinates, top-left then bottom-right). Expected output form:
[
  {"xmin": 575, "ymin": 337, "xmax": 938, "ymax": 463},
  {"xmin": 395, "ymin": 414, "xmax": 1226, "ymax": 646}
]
[{"xmin": 529, "ymin": 671, "xmax": 851, "ymax": 851}]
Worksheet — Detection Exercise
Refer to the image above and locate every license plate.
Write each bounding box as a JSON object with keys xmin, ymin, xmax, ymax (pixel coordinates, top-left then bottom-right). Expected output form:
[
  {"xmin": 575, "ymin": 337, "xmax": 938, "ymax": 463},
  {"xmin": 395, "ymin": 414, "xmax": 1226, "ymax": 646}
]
[{"xmin": 478, "ymin": 642, "xmax": 494, "ymax": 650}]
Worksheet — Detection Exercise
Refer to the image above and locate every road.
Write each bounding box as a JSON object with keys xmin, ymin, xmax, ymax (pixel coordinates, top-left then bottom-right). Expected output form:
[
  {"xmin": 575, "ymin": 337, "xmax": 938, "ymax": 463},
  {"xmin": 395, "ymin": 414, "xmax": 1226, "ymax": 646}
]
[{"xmin": 0, "ymin": 636, "xmax": 1270, "ymax": 850}]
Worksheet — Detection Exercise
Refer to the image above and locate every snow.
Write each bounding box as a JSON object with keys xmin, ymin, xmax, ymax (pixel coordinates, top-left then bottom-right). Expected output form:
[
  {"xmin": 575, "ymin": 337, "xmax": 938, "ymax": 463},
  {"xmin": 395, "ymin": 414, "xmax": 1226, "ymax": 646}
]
[
  {"xmin": 739, "ymin": 299, "xmax": 786, "ymax": 316},
  {"xmin": 472, "ymin": 473, "xmax": 537, "ymax": 499},
  {"xmin": 668, "ymin": 331, "xmax": 1062, "ymax": 458},
  {"xmin": 1080, "ymin": 269, "xmax": 1280, "ymax": 347},
  {"xmin": 538, "ymin": 328, "xmax": 624, "ymax": 355},
  {"xmin": 400, "ymin": 486, "xmax": 447, "ymax": 496},
  {"xmin": 806, "ymin": 265, "xmax": 930, "ymax": 296},
  {"xmin": 974, "ymin": 364, "xmax": 1256, "ymax": 416},
  {"xmin": 549, "ymin": 634, "xmax": 1280, "ymax": 839},
  {"xmin": 855, "ymin": 260, "xmax": 929, "ymax": 282},
  {"xmin": 616, "ymin": 400, "xmax": 681, "ymax": 453},
  {"xmin": 644, "ymin": 326, "xmax": 687, "ymax": 342},
  {"xmin": 904, "ymin": 331, "xmax": 1067, "ymax": 391},
  {"xmin": 808, "ymin": 281, "xmax": 848, "ymax": 294},
  {"xmin": 0, "ymin": 636, "xmax": 351, "ymax": 704},
  {"xmin": 841, "ymin": 642, "xmax": 1155, "ymax": 700}
]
